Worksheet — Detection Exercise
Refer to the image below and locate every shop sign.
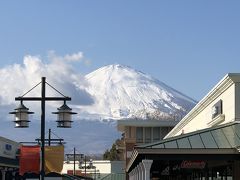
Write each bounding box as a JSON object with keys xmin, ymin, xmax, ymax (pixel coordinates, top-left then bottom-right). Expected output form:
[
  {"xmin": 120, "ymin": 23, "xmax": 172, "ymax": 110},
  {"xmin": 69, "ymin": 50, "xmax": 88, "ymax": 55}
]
[
  {"xmin": 181, "ymin": 160, "xmax": 206, "ymax": 169},
  {"xmin": 3, "ymin": 144, "xmax": 13, "ymax": 156}
]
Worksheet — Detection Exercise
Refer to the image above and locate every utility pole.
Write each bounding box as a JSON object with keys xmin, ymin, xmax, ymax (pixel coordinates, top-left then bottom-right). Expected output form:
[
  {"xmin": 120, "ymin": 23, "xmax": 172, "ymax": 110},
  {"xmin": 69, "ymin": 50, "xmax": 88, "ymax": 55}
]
[
  {"xmin": 74, "ymin": 147, "xmax": 76, "ymax": 176},
  {"xmin": 48, "ymin": 129, "xmax": 51, "ymax": 146}
]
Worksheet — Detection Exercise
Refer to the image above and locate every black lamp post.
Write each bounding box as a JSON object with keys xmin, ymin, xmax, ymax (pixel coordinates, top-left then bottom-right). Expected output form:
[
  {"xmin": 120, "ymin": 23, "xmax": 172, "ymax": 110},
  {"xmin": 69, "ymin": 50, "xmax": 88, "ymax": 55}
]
[{"xmin": 9, "ymin": 77, "xmax": 77, "ymax": 180}]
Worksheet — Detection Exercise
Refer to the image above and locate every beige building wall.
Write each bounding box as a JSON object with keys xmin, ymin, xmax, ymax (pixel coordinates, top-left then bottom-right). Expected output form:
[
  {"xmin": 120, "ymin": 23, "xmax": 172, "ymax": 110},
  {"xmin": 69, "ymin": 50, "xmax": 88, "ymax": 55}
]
[
  {"xmin": 235, "ymin": 82, "xmax": 240, "ymax": 120},
  {"xmin": 166, "ymin": 73, "xmax": 240, "ymax": 138}
]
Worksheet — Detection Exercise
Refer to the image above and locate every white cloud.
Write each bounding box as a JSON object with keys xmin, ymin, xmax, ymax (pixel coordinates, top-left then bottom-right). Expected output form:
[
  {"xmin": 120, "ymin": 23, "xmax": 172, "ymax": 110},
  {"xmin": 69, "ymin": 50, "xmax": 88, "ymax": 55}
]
[
  {"xmin": 0, "ymin": 51, "xmax": 94, "ymax": 108},
  {"xmin": 64, "ymin": 52, "xmax": 84, "ymax": 62},
  {"xmin": 48, "ymin": 50, "xmax": 84, "ymax": 62},
  {"xmin": 0, "ymin": 52, "xmax": 119, "ymax": 154}
]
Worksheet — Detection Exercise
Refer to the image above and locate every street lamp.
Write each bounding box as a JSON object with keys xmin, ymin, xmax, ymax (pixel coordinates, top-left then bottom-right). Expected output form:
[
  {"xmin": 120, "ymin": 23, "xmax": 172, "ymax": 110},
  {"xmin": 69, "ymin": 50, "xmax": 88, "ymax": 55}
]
[
  {"xmin": 79, "ymin": 154, "xmax": 87, "ymax": 177},
  {"xmin": 65, "ymin": 148, "xmax": 83, "ymax": 176},
  {"xmin": 53, "ymin": 101, "xmax": 76, "ymax": 128},
  {"xmin": 9, "ymin": 77, "xmax": 77, "ymax": 180},
  {"xmin": 9, "ymin": 101, "xmax": 34, "ymax": 128}
]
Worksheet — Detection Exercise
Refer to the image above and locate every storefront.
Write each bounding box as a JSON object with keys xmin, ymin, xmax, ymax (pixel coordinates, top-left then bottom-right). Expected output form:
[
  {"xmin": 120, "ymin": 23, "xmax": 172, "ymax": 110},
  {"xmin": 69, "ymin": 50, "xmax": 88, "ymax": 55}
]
[
  {"xmin": 0, "ymin": 136, "xmax": 20, "ymax": 180},
  {"xmin": 127, "ymin": 121, "xmax": 240, "ymax": 179}
]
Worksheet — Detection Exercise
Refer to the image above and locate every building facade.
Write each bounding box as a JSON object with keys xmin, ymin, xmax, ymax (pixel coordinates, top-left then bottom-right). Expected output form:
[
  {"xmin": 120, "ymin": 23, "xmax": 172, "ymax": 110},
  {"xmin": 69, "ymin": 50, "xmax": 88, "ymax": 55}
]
[
  {"xmin": 62, "ymin": 160, "xmax": 125, "ymax": 179},
  {"xmin": 0, "ymin": 136, "xmax": 20, "ymax": 180},
  {"xmin": 126, "ymin": 73, "xmax": 240, "ymax": 180},
  {"xmin": 166, "ymin": 73, "xmax": 240, "ymax": 138},
  {"xmin": 117, "ymin": 119, "xmax": 178, "ymax": 171}
]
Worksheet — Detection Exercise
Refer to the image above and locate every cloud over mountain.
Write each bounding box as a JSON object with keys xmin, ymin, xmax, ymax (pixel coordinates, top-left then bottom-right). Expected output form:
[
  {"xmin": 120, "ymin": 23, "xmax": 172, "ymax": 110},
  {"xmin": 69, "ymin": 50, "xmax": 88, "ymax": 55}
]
[
  {"xmin": 0, "ymin": 52, "xmax": 196, "ymax": 153},
  {"xmin": 0, "ymin": 52, "xmax": 93, "ymax": 108}
]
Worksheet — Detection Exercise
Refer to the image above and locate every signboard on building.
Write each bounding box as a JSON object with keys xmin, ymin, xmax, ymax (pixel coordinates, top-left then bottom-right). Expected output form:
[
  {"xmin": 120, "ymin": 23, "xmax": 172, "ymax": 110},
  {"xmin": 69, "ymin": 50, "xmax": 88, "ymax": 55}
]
[
  {"xmin": 0, "ymin": 137, "xmax": 19, "ymax": 159},
  {"xmin": 181, "ymin": 161, "xmax": 206, "ymax": 169}
]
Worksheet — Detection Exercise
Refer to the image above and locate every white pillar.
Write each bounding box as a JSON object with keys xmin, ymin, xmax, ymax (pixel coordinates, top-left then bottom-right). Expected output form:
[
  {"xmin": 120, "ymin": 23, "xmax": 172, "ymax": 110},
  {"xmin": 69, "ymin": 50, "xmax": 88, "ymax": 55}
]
[
  {"xmin": 130, "ymin": 171, "xmax": 134, "ymax": 180},
  {"xmin": 128, "ymin": 171, "xmax": 132, "ymax": 180},
  {"xmin": 130, "ymin": 169, "xmax": 134, "ymax": 180},
  {"xmin": 136, "ymin": 165, "xmax": 141, "ymax": 180},
  {"xmin": 142, "ymin": 159, "xmax": 153, "ymax": 180},
  {"xmin": 2, "ymin": 170, "xmax": 6, "ymax": 180},
  {"xmin": 133, "ymin": 168, "xmax": 137, "ymax": 180},
  {"xmin": 137, "ymin": 164, "xmax": 142, "ymax": 180},
  {"xmin": 139, "ymin": 162, "xmax": 145, "ymax": 180}
]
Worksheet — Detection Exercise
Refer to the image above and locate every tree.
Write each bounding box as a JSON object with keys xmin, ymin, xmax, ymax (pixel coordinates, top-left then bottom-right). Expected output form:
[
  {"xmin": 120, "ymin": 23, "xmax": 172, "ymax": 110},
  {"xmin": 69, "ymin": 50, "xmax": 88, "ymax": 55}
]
[{"xmin": 103, "ymin": 139, "xmax": 123, "ymax": 161}]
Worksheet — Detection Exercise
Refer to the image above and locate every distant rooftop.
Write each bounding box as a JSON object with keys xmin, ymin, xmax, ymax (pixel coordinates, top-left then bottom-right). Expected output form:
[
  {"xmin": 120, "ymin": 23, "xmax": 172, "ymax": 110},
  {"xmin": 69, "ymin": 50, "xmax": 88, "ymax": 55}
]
[{"xmin": 117, "ymin": 119, "xmax": 179, "ymax": 132}]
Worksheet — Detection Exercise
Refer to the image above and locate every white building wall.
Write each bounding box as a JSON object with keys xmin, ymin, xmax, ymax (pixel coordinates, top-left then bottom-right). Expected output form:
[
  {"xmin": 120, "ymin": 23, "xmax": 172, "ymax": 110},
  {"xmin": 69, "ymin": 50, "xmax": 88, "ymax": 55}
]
[
  {"xmin": 180, "ymin": 84, "xmax": 235, "ymax": 135},
  {"xmin": 235, "ymin": 83, "xmax": 240, "ymax": 120},
  {"xmin": 0, "ymin": 137, "xmax": 20, "ymax": 159},
  {"xmin": 166, "ymin": 73, "xmax": 240, "ymax": 138},
  {"xmin": 61, "ymin": 160, "xmax": 124, "ymax": 175}
]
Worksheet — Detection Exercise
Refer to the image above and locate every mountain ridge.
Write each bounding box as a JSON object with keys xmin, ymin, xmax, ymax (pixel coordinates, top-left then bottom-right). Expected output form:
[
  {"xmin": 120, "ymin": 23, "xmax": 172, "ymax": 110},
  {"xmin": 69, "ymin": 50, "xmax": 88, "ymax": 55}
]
[{"xmin": 77, "ymin": 64, "xmax": 197, "ymax": 121}]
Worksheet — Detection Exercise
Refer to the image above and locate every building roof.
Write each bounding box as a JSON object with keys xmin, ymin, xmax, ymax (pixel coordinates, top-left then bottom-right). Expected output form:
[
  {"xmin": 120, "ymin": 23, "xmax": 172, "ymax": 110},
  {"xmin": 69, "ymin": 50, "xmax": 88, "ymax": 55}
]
[
  {"xmin": 0, "ymin": 156, "xmax": 19, "ymax": 168},
  {"xmin": 117, "ymin": 119, "xmax": 179, "ymax": 131},
  {"xmin": 100, "ymin": 173, "xmax": 125, "ymax": 180},
  {"xmin": 138, "ymin": 121, "xmax": 240, "ymax": 149},
  {"xmin": 0, "ymin": 136, "xmax": 20, "ymax": 145},
  {"xmin": 126, "ymin": 121, "xmax": 240, "ymax": 172}
]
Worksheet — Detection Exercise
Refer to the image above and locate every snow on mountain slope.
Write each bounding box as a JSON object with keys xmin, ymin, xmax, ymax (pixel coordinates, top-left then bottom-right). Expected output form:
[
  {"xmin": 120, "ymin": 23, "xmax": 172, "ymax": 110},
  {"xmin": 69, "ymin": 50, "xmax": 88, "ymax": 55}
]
[{"xmin": 78, "ymin": 64, "xmax": 197, "ymax": 121}]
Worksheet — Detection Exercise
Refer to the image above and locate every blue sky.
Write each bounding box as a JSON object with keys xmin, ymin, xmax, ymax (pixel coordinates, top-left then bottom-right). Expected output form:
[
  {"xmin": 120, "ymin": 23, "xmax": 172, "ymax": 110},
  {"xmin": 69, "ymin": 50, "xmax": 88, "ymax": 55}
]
[{"xmin": 0, "ymin": 0, "xmax": 240, "ymax": 101}]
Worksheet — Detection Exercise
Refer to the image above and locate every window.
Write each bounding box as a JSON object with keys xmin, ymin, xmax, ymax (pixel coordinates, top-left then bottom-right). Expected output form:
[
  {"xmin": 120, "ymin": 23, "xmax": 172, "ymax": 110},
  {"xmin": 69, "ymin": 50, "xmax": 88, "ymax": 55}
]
[
  {"xmin": 211, "ymin": 100, "xmax": 223, "ymax": 119},
  {"xmin": 160, "ymin": 127, "xmax": 169, "ymax": 139},
  {"xmin": 128, "ymin": 127, "xmax": 132, "ymax": 138},
  {"xmin": 153, "ymin": 127, "xmax": 160, "ymax": 142},
  {"xmin": 145, "ymin": 127, "xmax": 152, "ymax": 143},
  {"xmin": 136, "ymin": 127, "xmax": 143, "ymax": 143}
]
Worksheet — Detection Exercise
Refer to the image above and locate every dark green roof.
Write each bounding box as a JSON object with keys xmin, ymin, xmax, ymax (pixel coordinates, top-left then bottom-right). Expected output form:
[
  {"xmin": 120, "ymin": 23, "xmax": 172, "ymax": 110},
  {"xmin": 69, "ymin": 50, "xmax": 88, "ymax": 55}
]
[
  {"xmin": 137, "ymin": 121, "xmax": 240, "ymax": 149},
  {"xmin": 0, "ymin": 156, "xmax": 19, "ymax": 168},
  {"xmin": 100, "ymin": 173, "xmax": 125, "ymax": 180}
]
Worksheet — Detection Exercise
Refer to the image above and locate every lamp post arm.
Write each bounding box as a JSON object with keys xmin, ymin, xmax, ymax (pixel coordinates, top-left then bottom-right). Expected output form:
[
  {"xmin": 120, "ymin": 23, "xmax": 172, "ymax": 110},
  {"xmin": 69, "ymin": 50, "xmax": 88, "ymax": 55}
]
[{"xmin": 15, "ymin": 97, "xmax": 71, "ymax": 101}]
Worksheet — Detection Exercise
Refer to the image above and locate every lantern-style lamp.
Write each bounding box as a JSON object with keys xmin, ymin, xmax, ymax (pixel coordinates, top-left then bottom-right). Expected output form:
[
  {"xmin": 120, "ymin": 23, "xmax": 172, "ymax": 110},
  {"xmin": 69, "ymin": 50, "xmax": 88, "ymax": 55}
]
[
  {"xmin": 9, "ymin": 101, "xmax": 34, "ymax": 128},
  {"xmin": 53, "ymin": 101, "xmax": 77, "ymax": 128},
  {"xmin": 66, "ymin": 154, "xmax": 70, "ymax": 164}
]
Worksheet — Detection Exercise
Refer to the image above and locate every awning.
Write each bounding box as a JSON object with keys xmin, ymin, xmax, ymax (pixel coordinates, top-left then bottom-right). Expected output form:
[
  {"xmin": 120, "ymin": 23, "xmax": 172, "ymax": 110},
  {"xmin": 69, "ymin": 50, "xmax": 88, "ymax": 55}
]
[
  {"xmin": 127, "ymin": 121, "xmax": 240, "ymax": 172},
  {"xmin": 0, "ymin": 156, "xmax": 19, "ymax": 168}
]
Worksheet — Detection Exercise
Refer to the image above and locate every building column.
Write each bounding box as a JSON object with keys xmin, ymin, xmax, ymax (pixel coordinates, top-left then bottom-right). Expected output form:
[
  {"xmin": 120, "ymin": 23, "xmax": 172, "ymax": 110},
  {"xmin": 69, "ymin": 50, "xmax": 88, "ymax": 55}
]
[
  {"xmin": 137, "ymin": 165, "xmax": 142, "ymax": 180},
  {"xmin": 142, "ymin": 159, "xmax": 153, "ymax": 180},
  {"xmin": 134, "ymin": 167, "xmax": 138, "ymax": 180},
  {"xmin": 139, "ymin": 162, "xmax": 145, "ymax": 180},
  {"xmin": 128, "ymin": 171, "xmax": 133, "ymax": 180},
  {"xmin": 136, "ymin": 166, "xmax": 140, "ymax": 180},
  {"xmin": 130, "ymin": 168, "xmax": 134, "ymax": 180},
  {"xmin": 1, "ymin": 170, "xmax": 6, "ymax": 180}
]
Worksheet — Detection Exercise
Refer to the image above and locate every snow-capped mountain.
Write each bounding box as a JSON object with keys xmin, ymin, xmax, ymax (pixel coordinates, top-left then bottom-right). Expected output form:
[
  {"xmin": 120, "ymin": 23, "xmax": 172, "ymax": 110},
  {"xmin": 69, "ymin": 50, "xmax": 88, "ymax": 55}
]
[
  {"xmin": 78, "ymin": 64, "xmax": 197, "ymax": 121},
  {"xmin": 0, "ymin": 63, "xmax": 197, "ymax": 154}
]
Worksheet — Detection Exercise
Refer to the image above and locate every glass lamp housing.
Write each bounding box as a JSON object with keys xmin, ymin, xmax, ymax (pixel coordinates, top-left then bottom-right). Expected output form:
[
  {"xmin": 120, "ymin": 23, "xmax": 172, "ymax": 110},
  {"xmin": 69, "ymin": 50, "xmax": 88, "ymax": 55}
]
[
  {"xmin": 9, "ymin": 102, "xmax": 34, "ymax": 128},
  {"xmin": 53, "ymin": 102, "xmax": 77, "ymax": 128}
]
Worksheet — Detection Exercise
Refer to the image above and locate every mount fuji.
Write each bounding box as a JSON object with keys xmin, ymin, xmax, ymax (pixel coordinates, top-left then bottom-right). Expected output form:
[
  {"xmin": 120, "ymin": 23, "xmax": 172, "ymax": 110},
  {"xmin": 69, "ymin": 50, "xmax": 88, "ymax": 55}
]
[
  {"xmin": 59, "ymin": 64, "xmax": 197, "ymax": 153},
  {"xmin": 76, "ymin": 64, "xmax": 197, "ymax": 122},
  {"xmin": 1, "ymin": 63, "xmax": 197, "ymax": 154}
]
